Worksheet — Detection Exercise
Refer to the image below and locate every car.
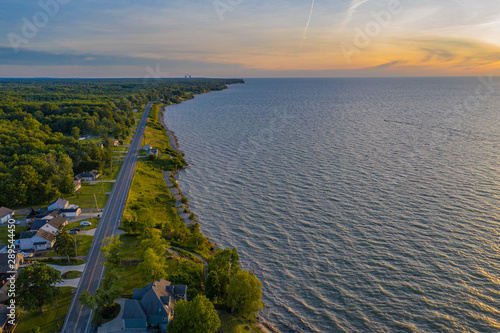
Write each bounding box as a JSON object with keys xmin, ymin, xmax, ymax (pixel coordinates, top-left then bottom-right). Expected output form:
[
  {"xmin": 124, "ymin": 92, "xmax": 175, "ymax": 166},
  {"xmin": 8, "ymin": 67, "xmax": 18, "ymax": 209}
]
[{"xmin": 80, "ymin": 221, "xmax": 92, "ymax": 226}]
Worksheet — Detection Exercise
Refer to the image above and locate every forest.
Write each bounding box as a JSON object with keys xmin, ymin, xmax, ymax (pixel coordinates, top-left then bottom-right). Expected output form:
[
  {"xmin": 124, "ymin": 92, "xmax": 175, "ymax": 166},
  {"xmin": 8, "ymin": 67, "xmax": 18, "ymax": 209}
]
[{"xmin": 0, "ymin": 78, "xmax": 243, "ymax": 207}]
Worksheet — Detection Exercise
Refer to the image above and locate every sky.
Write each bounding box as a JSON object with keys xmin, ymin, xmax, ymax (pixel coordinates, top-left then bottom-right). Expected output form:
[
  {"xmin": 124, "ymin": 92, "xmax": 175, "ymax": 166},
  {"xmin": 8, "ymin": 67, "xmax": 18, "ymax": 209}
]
[{"xmin": 1, "ymin": 0, "xmax": 500, "ymax": 78}]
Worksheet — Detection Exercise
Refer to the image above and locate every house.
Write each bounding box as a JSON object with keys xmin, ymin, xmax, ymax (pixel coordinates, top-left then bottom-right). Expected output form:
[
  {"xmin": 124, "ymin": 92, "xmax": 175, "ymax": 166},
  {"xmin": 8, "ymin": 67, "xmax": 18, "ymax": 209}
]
[
  {"xmin": 147, "ymin": 149, "xmax": 159, "ymax": 157},
  {"xmin": 0, "ymin": 207, "xmax": 14, "ymax": 224},
  {"xmin": 76, "ymin": 170, "xmax": 100, "ymax": 181},
  {"xmin": 48, "ymin": 198, "xmax": 69, "ymax": 211},
  {"xmin": 96, "ymin": 143, "xmax": 104, "ymax": 149},
  {"xmin": 112, "ymin": 139, "xmax": 119, "ymax": 147},
  {"xmin": 74, "ymin": 180, "xmax": 81, "ymax": 192},
  {"xmin": 122, "ymin": 280, "xmax": 187, "ymax": 332},
  {"xmin": 142, "ymin": 144, "xmax": 152, "ymax": 151},
  {"xmin": 0, "ymin": 253, "xmax": 23, "ymax": 275},
  {"xmin": 25, "ymin": 209, "xmax": 58, "ymax": 224},
  {"xmin": 15, "ymin": 229, "xmax": 55, "ymax": 251},
  {"xmin": 61, "ymin": 207, "xmax": 81, "ymax": 218},
  {"xmin": 31, "ymin": 216, "xmax": 67, "ymax": 234},
  {"xmin": 0, "ymin": 304, "xmax": 10, "ymax": 331}
]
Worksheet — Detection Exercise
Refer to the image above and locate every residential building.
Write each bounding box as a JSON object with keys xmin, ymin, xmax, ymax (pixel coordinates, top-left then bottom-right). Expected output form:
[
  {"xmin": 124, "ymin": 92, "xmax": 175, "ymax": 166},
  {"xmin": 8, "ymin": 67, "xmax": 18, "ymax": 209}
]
[
  {"xmin": 48, "ymin": 198, "xmax": 69, "ymax": 211},
  {"xmin": 15, "ymin": 229, "xmax": 55, "ymax": 251},
  {"xmin": 75, "ymin": 170, "xmax": 100, "ymax": 181},
  {"xmin": 122, "ymin": 279, "xmax": 187, "ymax": 332},
  {"xmin": 0, "ymin": 208, "xmax": 14, "ymax": 224},
  {"xmin": 0, "ymin": 253, "xmax": 23, "ymax": 275},
  {"xmin": 61, "ymin": 207, "xmax": 81, "ymax": 218},
  {"xmin": 142, "ymin": 144, "xmax": 152, "ymax": 151},
  {"xmin": 147, "ymin": 149, "xmax": 159, "ymax": 157}
]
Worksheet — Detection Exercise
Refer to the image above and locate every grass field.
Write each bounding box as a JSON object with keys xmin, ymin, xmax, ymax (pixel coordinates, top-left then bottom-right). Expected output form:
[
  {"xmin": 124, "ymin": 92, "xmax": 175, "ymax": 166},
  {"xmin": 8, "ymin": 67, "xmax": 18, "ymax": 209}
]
[
  {"xmin": 16, "ymin": 286, "xmax": 74, "ymax": 333},
  {"xmin": 67, "ymin": 182, "xmax": 114, "ymax": 209},
  {"xmin": 219, "ymin": 312, "xmax": 265, "ymax": 333}
]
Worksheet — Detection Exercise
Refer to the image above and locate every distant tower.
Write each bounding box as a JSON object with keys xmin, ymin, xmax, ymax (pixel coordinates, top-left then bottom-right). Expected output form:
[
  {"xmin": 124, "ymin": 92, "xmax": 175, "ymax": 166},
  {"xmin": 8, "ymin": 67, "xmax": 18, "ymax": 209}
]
[{"xmin": 185, "ymin": 72, "xmax": 192, "ymax": 79}]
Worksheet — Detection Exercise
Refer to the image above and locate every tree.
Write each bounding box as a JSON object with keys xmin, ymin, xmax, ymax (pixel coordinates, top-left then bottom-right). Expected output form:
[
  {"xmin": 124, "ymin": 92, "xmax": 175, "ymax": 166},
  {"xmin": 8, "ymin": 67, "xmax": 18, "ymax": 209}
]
[
  {"xmin": 138, "ymin": 248, "xmax": 166, "ymax": 281},
  {"xmin": 167, "ymin": 294, "xmax": 220, "ymax": 333},
  {"xmin": 226, "ymin": 271, "xmax": 264, "ymax": 320},
  {"xmin": 54, "ymin": 226, "xmax": 76, "ymax": 262},
  {"xmin": 101, "ymin": 235, "xmax": 121, "ymax": 268},
  {"xmin": 206, "ymin": 248, "xmax": 240, "ymax": 303},
  {"xmin": 17, "ymin": 262, "xmax": 62, "ymax": 313},
  {"xmin": 71, "ymin": 126, "xmax": 80, "ymax": 140},
  {"xmin": 79, "ymin": 283, "xmax": 121, "ymax": 314},
  {"xmin": 139, "ymin": 229, "xmax": 168, "ymax": 258}
]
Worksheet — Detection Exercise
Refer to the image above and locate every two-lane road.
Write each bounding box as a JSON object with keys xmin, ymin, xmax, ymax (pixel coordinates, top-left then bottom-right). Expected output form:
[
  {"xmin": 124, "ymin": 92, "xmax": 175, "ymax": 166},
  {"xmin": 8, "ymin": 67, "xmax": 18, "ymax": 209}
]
[{"xmin": 61, "ymin": 102, "xmax": 153, "ymax": 333}]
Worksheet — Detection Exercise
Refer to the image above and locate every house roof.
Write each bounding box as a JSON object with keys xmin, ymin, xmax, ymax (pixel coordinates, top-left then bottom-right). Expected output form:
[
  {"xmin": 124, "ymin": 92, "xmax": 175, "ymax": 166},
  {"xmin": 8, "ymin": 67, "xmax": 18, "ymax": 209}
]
[
  {"xmin": 47, "ymin": 216, "xmax": 68, "ymax": 230},
  {"xmin": 0, "ymin": 207, "xmax": 14, "ymax": 218},
  {"xmin": 0, "ymin": 304, "xmax": 9, "ymax": 328},
  {"xmin": 20, "ymin": 231, "xmax": 37, "ymax": 239},
  {"xmin": 61, "ymin": 208, "xmax": 80, "ymax": 213},
  {"xmin": 49, "ymin": 198, "xmax": 69, "ymax": 207},
  {"xmin": 167, "ymin": 285, "xmax": 187, "ymax": 298},
  {"xmin": 30, "ymin": 219, "xmax": 47, "ymax": 231},
  {"xmin": 132, "ymin": 279, "xmax": 186, "ymax": 318},
  {"xmin": 122, "ymin": 299, "xmax": 147, "ymax": 320},
  {"xmin": 0, "ymin": 244, "xmax": 5, "ymax": 250},
  {"xmin": 36, "ymin": 229, "xmax": 55, "ymax": 242},
  {"xmin": 0, "ymin": 253, "xmax": 21, "ymax": 274}
]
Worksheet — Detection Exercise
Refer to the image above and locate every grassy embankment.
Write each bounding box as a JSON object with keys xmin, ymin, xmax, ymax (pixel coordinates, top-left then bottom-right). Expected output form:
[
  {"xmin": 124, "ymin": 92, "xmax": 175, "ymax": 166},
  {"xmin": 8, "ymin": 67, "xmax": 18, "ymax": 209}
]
[{"xmin": 116, "ymin": 102, "xmax": 207, "ymax": 296}]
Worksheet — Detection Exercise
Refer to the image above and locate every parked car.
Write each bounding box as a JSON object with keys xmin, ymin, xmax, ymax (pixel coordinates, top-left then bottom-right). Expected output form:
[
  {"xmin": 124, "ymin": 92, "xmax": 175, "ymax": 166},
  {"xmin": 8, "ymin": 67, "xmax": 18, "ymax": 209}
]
[
  {"xmin": 80, "ymin": 221, "xmax": 92, "ymax": 226},
  {"xmin": 69, "ymin": 227, "xmax": 81, "ymax": 234}
]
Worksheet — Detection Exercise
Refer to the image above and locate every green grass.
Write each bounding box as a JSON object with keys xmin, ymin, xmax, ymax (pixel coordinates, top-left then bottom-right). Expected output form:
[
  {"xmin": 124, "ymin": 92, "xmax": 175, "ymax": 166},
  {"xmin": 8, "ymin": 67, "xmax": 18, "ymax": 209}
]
[
  {"xmin": 0, "ymin": 225, "xmax": 28, "ymax": 244},
  {"xmin": 67, "ymin": 217, "xmax": 100, "ymax": 231},
  {"xmin": 16, "ymin": 287, "xmax": 74, "ymax": 333},
  {"xmin": 219, "ymin": 312, "xmax": 265, "ymax": 333},
  {"xmin": 67, "ymin": 182, "xmax": 114, "ymax": 209},
  {"xmin": 101, "ymin": 161, "xmax": 124, "ymax": 181},
  {"xmin": 75, "ymin": 235, "xmax": 94, "ymax": 256},
  {"xmin": 62, "ymin": 271, "xmax": 82, "ymax": 279}
]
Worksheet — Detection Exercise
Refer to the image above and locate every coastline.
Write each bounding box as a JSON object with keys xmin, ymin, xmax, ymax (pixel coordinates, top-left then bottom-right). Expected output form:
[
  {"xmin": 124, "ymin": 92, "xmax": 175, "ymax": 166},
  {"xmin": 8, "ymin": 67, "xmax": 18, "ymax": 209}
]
[
  {"xmin": 159, "ymin": 107, "xmax": 185, "ymax": 157},
  {"xmin": 159, "ymin": 99, "xmax": 280, "ymax": 333}
]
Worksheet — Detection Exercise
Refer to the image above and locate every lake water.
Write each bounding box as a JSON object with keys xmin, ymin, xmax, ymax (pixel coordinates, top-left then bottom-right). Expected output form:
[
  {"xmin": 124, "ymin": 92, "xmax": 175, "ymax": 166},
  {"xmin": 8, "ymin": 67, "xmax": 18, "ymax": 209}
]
[{"xmin": 165, "ymin": 78, "xmax": 500, "ymax": 332}]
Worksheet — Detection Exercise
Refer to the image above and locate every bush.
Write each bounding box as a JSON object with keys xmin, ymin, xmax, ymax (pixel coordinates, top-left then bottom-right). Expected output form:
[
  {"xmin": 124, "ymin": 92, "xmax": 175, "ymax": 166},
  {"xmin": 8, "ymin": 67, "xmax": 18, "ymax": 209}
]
[{"xmin": 181, "ymin": 197, "xmax": 188, "ymax": 204}]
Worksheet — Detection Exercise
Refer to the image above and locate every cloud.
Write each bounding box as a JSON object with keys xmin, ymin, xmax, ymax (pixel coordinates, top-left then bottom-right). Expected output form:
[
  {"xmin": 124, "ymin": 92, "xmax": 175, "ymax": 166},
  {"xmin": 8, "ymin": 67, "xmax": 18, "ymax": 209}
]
[
  {"xmin": 367, "ymin": 60, "xmax": 406, "ymax": 70},
  {"xmin": 339, "ymin": 0, "xmax": 371, "ymax": 29}
]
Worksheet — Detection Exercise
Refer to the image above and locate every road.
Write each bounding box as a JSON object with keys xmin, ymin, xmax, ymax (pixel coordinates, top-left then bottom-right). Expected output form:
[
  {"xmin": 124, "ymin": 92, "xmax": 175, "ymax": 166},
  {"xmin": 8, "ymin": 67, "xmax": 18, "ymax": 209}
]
[{"xmin": 61, "ymin": 102, "xmax": 153, "ymax": 333}]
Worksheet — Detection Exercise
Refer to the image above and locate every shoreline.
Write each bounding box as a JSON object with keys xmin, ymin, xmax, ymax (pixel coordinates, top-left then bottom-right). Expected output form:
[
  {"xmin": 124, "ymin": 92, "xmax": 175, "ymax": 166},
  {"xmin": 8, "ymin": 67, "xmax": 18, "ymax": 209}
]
[
  {"xmin": 160, "ymin": 105, "xmax": 185, "ymax": 157},
  {"xmin": 158, "ymin": 99, "xmax": 280, "ymax": 333}
]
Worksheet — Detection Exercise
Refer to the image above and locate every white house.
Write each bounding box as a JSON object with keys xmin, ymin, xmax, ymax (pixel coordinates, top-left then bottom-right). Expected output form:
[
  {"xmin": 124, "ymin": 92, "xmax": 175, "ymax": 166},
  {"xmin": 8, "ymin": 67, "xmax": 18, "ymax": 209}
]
[
  {"xmin": 0, "ymin": 207, "xmax": 14, "ymax": 224},
  {"xmin": 143, "ymin": 144, "xmax": 152, "ymax": 151},
  {"xmin": 15, "ymin": 230, "xmax": 55, "ymax": 251},
  {"xmin": 48, "ymin": 198, "xmax": 69, "ymax": 211},
  {"xmin": 61, "ymin": 207, "xmax": 81, "ymax": 218},
  {"xmin": 39, "ymin": 216, "xmax": 68, "ymax": 235}
]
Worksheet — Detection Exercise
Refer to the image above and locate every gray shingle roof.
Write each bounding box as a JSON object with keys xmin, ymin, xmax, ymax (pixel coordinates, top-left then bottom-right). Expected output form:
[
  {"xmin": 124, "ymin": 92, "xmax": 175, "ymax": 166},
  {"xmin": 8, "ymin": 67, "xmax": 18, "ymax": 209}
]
[
  {"xmin": 47, "ymin": 216, "xmax": 68, "ymax": 229},
  {"xmin": 122, "ymin": 300, "xmax": 147, "ymax": 320},
  {"xmin": 0, "ymin": 207, "xmax": 14, "ymax": 218},
  {"xmin": 30, "ymin": 219, "xmax": 47, "ymax": 231},
  {"xmin": 20, "ymin": 231, "xmax": 37, "ymax": 239}
]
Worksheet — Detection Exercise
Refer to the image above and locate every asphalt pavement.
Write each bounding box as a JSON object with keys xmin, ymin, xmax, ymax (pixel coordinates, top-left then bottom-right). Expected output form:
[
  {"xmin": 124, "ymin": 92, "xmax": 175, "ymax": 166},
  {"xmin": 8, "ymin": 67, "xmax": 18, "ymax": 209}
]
[{"xmin": 61, "ymin": 102, "xmax": 153, "ymax": 333}]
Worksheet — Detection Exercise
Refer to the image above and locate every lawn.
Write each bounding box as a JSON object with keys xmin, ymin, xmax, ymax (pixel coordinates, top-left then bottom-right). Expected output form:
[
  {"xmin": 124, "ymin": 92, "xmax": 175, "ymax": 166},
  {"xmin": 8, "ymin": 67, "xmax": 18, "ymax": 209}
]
[
  {"xmin": 75, "ymin": 235, "xmax": 94, "ymax": 256},
  {"xmin": 16, "ymin": 286, "xmax": 74, "ymax": 333},
  {"xmin": 66, "ymin": 217, "xmax": 100, "ymax": 231},
  {"xmin": 101, "ymin": 160, "xmax": 124, "ymax": 181},
  {"xmin": 67, "ymin": 182, "xmax": 114, "ymax": 209},
  {"xmin": 62, "ymin": 271, "xmax": 82, "ymax": 279},
  {"xmin": 0, "ymin": 226, "xmax": 28, "ymax": 244},
  {"xmin": 219, "ymin": 312, "xmax": 265, "ymax": 333}
]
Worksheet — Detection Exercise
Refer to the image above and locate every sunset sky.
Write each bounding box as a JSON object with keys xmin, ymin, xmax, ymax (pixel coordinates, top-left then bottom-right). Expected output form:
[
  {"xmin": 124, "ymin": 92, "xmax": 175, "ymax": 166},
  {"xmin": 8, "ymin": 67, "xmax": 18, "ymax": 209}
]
[{"xmin": 1, "ymin": 0, "xmax": 500, "ymax": 77}]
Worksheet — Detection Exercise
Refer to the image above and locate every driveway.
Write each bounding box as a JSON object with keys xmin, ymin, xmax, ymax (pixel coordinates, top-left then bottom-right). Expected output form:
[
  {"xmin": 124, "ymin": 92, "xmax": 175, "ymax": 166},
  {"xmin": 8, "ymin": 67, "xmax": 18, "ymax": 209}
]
[
  {"xmin": 97, "ymin": 298, "xmax": 127, "ymax": 333},
  {"xmin": 48, "ymin": 263, "xmax": 86, "ymax": 274}
]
